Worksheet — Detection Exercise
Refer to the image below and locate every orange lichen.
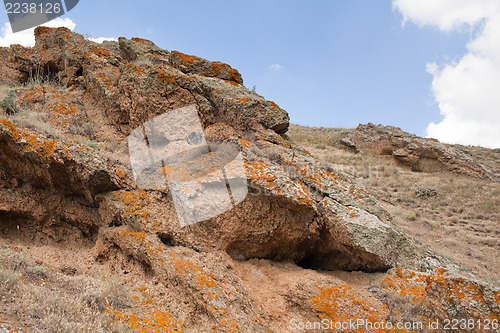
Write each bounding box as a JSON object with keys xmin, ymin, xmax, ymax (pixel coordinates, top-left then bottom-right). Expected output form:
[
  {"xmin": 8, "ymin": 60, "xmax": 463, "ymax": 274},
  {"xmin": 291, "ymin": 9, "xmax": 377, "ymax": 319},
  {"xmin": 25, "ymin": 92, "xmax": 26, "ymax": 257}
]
[
  {"xmin": 267, "ymin": 101, "xmax": 287, "ymax": 115},
  {"xmin": 239, "ymin": 138, "xmax": 252, "ymax": 149},
  {"xmin": 311, "ymin": 283, "xmax": 414, "ymax": 333},
  {"xmin": 382, "ymin": 268, "xmax": 500, "ymax": 323},
  {"xmin": 34, "ymin": 26, "xmax": 53, "ymax": 36},
  {"xmin": 0, "ymin": 322, "xmax": 20, "ymax": 333},
  {"xmin": 223, "ymin": 79, "xmax": 240, "ymax": 87},
  {"xmin": 170, "ymin": 253, "xmax": 217, "ymax": 290},
  {"xmin": 0, "ymin": 119, "xmax": 58, "ymax": 162},
  {"xmin": 113, "ymin": 167, "xmax": 126, "ymax": 179},
  {"xmin": 313, "ymin": 269, "xmax": 499, "ymax": 333},
  {"xmin": 169, "ymin": 253, "xmax": 246, "ymax": 332},
  {"xmin": 89, "ymin": 47, "xmax": 115, "ymax": 59},
  {"xmin": 171, "ymin": 51, "xmax": 241, "ymax": 84},
  {"xmin": 210, "ymin": 61, "xmax": 226, "ymax": 75},
  {"xmin": 108, "ymin": 286, "xmax": 184, "ymax": 333},
  {"xmin": 245, "ymin": 160, "xmax": 314, "ymax": 205},
  {"xmin": 172, "ymin": 51, "xmax": 201, "ymax": 65},
  {"xmin": 113, "ymin": 190, "xmax": 149, "ymax": 219},
  {"xmin": 234, "ymin": 97, "xmax": 252, "ymax": 104},
  {"xmin": 132, "ymin": 37, "xmax": 153, "ymax": 44},
  {"xmin": 157, "ymin": 71, "xmax": 177, "ymax": 86},
  {"xmin": 228, "ymin": 68, "xmax": 242, "ymax": 84},
  {"xmin": 121, "ymin": 230, "xmax": 147, "ymax": 241}
]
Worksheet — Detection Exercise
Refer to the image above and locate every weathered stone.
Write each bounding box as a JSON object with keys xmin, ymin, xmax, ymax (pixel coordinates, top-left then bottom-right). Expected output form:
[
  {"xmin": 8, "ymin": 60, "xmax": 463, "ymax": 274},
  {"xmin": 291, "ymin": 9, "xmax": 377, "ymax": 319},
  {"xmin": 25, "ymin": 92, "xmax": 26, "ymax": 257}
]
[
  {"xmin": 340, "ymin": 123, "xmax": 497, "ymax": 181},
  {"xmin": 1, "ymin": 28, "xmax": 497, "ymax": 332}
]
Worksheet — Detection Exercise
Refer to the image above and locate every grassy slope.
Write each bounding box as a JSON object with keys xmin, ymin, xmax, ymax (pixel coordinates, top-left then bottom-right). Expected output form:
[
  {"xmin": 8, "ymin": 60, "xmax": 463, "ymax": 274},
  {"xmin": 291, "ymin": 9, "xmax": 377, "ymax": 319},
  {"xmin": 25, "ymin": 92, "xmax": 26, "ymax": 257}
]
[{"xmin": 288, "ymin": 124, "xmax": 500, "ymax": 287}]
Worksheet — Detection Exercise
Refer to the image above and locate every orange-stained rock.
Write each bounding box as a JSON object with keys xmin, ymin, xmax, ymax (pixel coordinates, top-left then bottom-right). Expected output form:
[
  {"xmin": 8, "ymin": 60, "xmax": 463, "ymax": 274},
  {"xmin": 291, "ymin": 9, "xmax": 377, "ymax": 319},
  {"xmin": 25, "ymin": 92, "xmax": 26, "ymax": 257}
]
[{"xmin": 0, "ymin": 28, "xmax": 498, "ymax": 333}]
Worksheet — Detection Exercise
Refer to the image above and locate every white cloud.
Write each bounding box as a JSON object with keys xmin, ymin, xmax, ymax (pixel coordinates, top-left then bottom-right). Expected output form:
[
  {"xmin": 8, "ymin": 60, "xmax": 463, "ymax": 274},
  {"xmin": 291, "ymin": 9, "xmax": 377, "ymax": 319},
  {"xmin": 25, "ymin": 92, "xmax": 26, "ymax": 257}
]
[
  {"xmin": 269, "ymin": 64, "xmax": 284, "ymax": 71},
  {"xmin": 88, "ymin": 37, "xmax": 118, "ymax": 43},
  {"xmin": 393, "ymin": 0, "xmax": 500, "ymax": 148},
  {"xmin": 0, "ymin": 18, "xmax": 76, "ymax": 47},
  {"xmin": 393, "ymin": 0, "xmax": 497, "ymax": 31}
]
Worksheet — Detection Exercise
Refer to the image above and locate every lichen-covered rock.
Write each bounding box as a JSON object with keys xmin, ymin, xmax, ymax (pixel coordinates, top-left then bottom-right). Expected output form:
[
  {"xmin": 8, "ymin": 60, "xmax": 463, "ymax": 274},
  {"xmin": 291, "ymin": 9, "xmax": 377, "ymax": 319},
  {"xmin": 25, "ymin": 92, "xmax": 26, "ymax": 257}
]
[
  {"xmin": 340, "ymin": 123, "xmax": 497, "ymax": 181},
  {"xmin": 0, "ymin": 46, "xmax": 33, "ymax": 83},
  {"xmin": 0, "ymin": 119, "xmax": 119, "ymax": 203},
  {"xmin": 100, "ymin": 227, "xmax": 273, "ymax": 332},
  {"xmin": 0, "ymin": 28, "xmax": 416, "ymax": 272},
  {"xmin": 170, "ymin": 50, "xmax": 243, "ymax": 84},
  {"xmin": 1, "ymin": 28, "xmax": 497, "ymax": 332},
  {"xmin": 117, "ymin": 37, "xmax": 170, "ymax": 62},
  {"xmin": 1, "ymin": 27, "xmax": 286, "ymax": 136}
]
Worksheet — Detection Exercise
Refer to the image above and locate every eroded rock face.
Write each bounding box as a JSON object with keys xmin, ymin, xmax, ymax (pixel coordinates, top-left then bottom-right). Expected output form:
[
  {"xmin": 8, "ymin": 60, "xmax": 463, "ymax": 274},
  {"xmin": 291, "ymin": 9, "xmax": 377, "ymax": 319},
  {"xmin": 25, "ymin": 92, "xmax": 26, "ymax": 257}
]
[
  {"xmin": 340, "ymin": 123, "xmax": 496, "ymax": 180},
  {"xmin": 0, "ymin": 27, "xmax": 420, "ymax": 273},
  {"xmin": 3, "ymin": 28, "xmax": 497, "ymax": 332},
  {"xmin": 0, "ymin": 120, "xmax": 120, "ymax": 203}
]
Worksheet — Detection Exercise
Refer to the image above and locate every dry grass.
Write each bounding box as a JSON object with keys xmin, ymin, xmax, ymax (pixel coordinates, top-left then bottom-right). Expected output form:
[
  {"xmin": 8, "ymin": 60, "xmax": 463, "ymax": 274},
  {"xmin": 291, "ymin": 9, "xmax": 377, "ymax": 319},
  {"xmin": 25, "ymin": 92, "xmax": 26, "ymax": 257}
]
[
  {"xmin": 0, "ymin": 82, "xmax": 94, "ymax": 138},
  {"xmin": 0, "ymin": 267, "xmax": 20, "ymax": 291},
  {"xmin": 288, "ymin": 124, "xmax": 351, "ymax": 148},
  {"xmin": 289, "ymin": 124, "xmax": 500, "ymax": 287},
  {"xmin": 0, "ymin": 82, "xmax": 131, "ymax": 169},
  {"xmin": 0, "ymin": 246, "xmax": 137, "ymax": 332},
  {"xmin": 24, "ymin": 69, "xmax": 63, "ymax": 89}
]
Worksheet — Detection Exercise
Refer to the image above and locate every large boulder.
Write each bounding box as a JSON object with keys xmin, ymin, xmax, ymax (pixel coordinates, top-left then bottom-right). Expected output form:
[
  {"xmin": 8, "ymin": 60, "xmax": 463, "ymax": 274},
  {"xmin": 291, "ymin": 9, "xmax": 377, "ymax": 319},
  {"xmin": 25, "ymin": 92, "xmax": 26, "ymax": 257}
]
[{"xmin": 340, "ymin": 123, "xmax": 497, "ymax": 181}]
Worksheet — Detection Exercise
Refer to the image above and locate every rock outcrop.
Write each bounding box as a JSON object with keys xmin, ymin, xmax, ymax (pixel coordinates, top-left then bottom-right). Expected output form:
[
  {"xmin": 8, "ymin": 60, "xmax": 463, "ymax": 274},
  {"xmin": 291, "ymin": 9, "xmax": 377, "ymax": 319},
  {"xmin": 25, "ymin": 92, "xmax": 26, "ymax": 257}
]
[
  {"xmin": 340, "ymin": 123, "xmax": 497, "ymax": 181},
  {"xmin": 1, "ymin": 28, "xmax": 498, "ymax": 332},
  {"xmin": 1, "ymin": 27, "xmax": 419, "ymax": 272}
]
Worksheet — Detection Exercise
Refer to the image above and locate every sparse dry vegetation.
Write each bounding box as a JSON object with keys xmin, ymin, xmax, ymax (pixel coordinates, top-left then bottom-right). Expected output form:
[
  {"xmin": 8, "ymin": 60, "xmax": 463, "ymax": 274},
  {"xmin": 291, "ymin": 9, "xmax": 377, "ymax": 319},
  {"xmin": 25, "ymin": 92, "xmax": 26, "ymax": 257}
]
[
  {"xmin": 288, "ymin": 124, "xmax": 351, "ymax": 148},
  {"xmin": 0, "ymin": 82, "xmax": 130, "ymax": 167},
  {"xmin": 0, "ymin": 246, "xmax": 137, "ymax": 332},
  {"xmin": 289, "ymin": 124, "xmax": 500, "ymax": 287}
]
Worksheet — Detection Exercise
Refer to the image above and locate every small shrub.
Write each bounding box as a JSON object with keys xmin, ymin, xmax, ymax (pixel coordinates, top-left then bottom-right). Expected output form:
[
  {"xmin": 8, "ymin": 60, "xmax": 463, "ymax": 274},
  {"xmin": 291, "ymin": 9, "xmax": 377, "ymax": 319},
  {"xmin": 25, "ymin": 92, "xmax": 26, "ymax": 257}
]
[
  {"xmin": 71, "ymin": 120, "xmax": 95, "ymax": 138},
  {"xmin": 25, "ymin": 265, "xmax": 47, "ymax": 281},
  {"xmin": 426, "ymin": 220, "xmax": 442, "ymax": 230},
  {"xmin": 0, "ymin": 268, "xmax": 20, "ymax": 291},
  {"xmin": 84, "ymin": 140, "xmax": 100, "ymax": 150},
  {"xmin": 9, "ymin": 111, "xmax": 61, "ymax": 138},
  {"xmin": 1, "ymin": 89, "xmax": 17, "ymax": 115},
  {"xmin": 480, "ymin": 237, "xmax": 497, "ymax": 247},
  {"xmin": 100, "ymin": 279, "xmax": 131, "ymax": 309},
  {"xmin": 406, "ymin": 211, "xmax": 417, "ymax": 221},
  {"xmin": 415, "ymin": 186, "xmax": 437, "ymax": 199},
  {"xmin": 478, "ymin": 200, "xmax": 495, "ymax": 211}
]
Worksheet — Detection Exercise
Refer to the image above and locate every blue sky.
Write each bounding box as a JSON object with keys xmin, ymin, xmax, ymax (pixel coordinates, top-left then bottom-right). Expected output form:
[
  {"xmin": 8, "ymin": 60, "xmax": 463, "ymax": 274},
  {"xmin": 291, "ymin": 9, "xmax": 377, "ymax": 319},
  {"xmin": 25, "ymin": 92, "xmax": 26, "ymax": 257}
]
[{"xmin": 1, "ymin": 1, "xmax": 499, "ymax": 147}]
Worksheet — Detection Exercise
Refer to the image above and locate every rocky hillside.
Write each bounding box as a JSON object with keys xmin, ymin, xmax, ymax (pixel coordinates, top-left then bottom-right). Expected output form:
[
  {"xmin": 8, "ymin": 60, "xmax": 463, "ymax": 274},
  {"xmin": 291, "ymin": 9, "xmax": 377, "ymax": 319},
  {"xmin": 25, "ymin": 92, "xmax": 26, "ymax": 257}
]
[
  {"xmin": 0, "ymin": 28, "xmax": 499, "ymax": 332},
  {"xmin": 339, "ymin": 123, "xmax": 498, "ymax": 181},
  {"xmin": 290, "ymin": 124, "xmax": 499, "ymax": 285}
]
